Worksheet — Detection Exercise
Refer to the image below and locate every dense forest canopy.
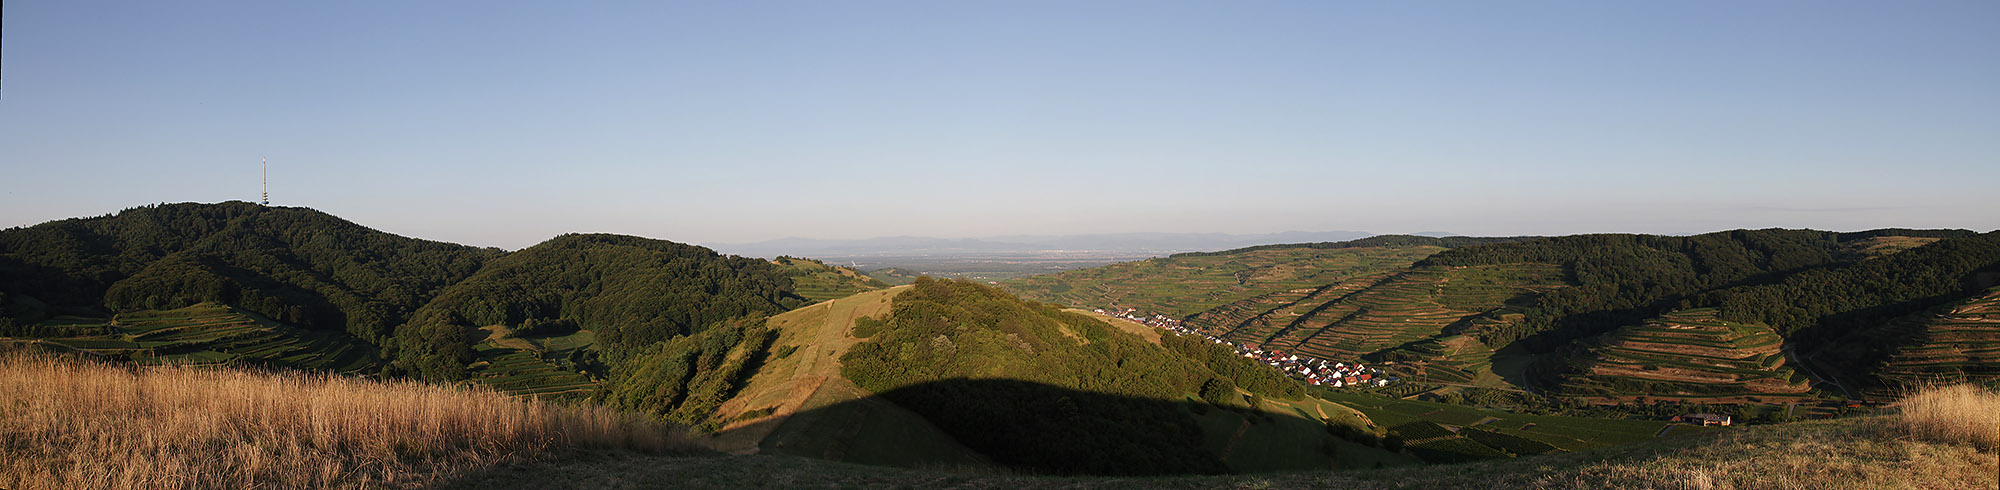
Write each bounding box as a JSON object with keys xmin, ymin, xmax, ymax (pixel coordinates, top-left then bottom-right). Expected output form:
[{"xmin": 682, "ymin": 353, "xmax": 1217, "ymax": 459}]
[
  {"xmin": 0, "ymin": 202, "xmax": 499, "ymax": 343},
  {"xmin": 393, "ymin": 233, "xmax": 804, "ymax": 380},
  {"xmin": 1706, "ymin": 231, "xmax": 2000, "ymax": 341},
  {"xmin": 0, "ymin": 202, "xmax": 811, "ymax": 384},
  {"xmin": 1415, "ymin": 229, "xmax": 1989, "ymax": 353}
]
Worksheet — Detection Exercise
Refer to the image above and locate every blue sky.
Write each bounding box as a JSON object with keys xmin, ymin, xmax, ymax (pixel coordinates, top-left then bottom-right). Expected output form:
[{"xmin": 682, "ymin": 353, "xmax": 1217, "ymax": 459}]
[{"xmin": 3, "ymin": 1, "xmax": 1996, "ymax": 249}]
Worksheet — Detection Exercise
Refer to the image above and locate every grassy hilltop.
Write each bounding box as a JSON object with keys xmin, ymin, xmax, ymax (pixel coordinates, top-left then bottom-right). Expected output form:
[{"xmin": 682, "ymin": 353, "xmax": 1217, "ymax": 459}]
[{"xmin": 680, "ymin": 278, "xmax": 1412, "ymax": 475}]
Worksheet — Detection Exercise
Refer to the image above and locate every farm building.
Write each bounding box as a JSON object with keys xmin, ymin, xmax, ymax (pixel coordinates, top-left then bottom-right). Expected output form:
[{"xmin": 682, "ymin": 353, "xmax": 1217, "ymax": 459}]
[{"xmin": 1672, "ymin": 414, "xmax": 1736, "ymax": 424}]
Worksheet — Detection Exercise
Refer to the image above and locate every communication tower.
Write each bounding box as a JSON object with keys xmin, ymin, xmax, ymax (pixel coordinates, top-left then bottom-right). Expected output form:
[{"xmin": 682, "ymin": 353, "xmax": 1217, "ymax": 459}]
[{"xmin": 261, "ymin": 158, "xmax": 270, "ymax": 206}]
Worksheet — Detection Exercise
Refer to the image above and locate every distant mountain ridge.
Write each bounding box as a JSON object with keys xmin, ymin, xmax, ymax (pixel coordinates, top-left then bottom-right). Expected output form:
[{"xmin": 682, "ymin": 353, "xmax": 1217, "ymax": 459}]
[{"xmin": 706, "ymin": 230, "xmax": 1375, "ymax": 258}]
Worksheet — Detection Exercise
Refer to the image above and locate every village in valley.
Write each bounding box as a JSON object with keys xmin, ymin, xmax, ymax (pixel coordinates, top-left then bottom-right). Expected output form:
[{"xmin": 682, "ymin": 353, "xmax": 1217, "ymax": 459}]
[{"xmin": 1098, "ymin": 307, "xmax": 1399, "ymax": 389}]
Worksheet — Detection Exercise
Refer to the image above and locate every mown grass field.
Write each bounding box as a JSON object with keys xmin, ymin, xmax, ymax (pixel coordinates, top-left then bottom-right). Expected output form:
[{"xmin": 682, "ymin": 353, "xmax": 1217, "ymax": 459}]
[{"xmin": 13, "ymin": 303, "xmax": 379, "ymax": 373}]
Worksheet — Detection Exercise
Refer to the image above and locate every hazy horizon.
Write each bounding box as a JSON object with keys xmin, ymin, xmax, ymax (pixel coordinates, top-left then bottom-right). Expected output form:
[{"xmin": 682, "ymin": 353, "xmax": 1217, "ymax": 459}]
[{"xmin": 5, "ymin": 2, "xmax": 1997, "ymax": 250}]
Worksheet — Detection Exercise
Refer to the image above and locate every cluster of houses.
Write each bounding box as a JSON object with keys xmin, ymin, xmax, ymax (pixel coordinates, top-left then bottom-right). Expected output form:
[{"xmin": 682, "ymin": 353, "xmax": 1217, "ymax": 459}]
[
  {"xmin": 1245, "ymin": 347, "xmax": 1397, "ymax": 388},
  {"xmin": 1097, "ymin": 307, "xmax": 1399, "ymax": 388},
  {"xmin": 1100, "ymin": 308, "xmax": 1198, "ymax": 337}
]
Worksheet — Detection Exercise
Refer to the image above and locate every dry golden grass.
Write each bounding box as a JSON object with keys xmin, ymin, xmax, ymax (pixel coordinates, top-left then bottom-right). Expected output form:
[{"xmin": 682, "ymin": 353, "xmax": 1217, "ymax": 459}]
[
  {"xmin": 1895, "ymin": 383, "xmax": 2000, "ymax": 450},
  {"xmin": 0, "ymin": 353, "xmax": 691, "ymax": 490}
]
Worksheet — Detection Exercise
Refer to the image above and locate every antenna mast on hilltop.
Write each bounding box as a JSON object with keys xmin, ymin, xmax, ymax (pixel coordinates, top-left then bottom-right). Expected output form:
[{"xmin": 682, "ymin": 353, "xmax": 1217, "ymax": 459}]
[{"xmin": 261, "ymin": 157, "xmax": 270, "ymax": 206}]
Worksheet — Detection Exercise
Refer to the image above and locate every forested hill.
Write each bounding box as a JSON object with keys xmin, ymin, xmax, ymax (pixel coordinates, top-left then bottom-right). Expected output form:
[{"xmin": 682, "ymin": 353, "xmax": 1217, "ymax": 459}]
[
  {"xmin": 1407, "ymin": 228, "xmax": 2000, "ymax": 394},
  {"xmin": 0, "ymin": 202, "xmax": 500, "ymax": 344},
  {"xmin": 394, "ymin": 233, "xmax": 805, "ymax": 380},
  {"xmin": 0, "ymin": 202, "xmax": 816, "ymax": 384},
  {"xmin": 1415, "ymin": 229, "xmax": 1992, "ymax": 352}
]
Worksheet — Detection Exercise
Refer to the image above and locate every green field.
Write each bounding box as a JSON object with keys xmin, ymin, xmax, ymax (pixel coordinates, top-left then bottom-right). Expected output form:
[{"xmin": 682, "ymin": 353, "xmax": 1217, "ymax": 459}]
[
  {"xmin": 1312, "ymin": 389, "xmax": 1690, "ymax": 461},
  {"xmin": 7, "ymin": 303, "xmax": 380, "ymax": 373},
  {"xmin": 774, "ymin": 257, "xmax": 891, "ymax": 302}
]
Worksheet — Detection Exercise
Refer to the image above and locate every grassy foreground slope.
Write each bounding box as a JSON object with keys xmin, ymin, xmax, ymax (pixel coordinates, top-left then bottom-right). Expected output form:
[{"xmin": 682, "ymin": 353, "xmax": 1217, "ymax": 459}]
[
  {"xmin": 450, "ymin": 385, "xmax": 2000, "ymax": 490},
  {"xmin": 0, "ymin": 351, "xmax": 684, "ymax": 490},
  {"xmin": 11, "ymin": 344, "xmax": 1991, "ymax": 489}
]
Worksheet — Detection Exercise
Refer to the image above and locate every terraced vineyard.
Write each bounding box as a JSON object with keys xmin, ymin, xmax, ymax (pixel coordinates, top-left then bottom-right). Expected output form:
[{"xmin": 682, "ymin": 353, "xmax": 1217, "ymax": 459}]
[
  {"xmin": 1560, "ymin": 309, "xmax": 1812, "ymax": 403},
  {"xmin": 1876, "ymin": 286, "xmax": 2000, "ymax": 388},
  {"xmin": 13, "ymin": 303, "xmax": 379, "ymax": 373},
  {"xmin": 1003, "ymin": 246, "xmax": 1446, "ymax": 318},
  {"xmin": 468, "ymin": 327, "xmax": 600, "ymax": 399},
  {"xmin": 1191, "ymin": 264, "xmax": 1565, "ymax": 385}
]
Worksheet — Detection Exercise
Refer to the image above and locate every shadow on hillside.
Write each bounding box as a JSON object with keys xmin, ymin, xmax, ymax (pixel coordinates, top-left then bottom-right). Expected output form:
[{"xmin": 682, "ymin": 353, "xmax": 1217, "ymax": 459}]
[{"xmin": 716, "ymin": 378, "xmax": 1342, "ymax": 476}]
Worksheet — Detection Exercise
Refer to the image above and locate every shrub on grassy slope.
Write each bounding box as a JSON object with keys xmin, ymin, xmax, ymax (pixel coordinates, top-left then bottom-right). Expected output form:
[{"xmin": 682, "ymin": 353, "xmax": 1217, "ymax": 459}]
[
  {"xmin": 1895, "ymin": 384, "xmax": 2000, "ymax": 450},
  {"xmin": 604, "ymin": 317, "xmax": 775, "ymax": 432}
]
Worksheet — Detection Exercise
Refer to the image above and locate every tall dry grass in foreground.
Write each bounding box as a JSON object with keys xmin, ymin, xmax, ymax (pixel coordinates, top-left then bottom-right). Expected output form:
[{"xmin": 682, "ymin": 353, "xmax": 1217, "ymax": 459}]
[
  {"xmin": 0, "ymin": 353, "xmax": 690, "ymax": 490},
  {"xmin": 1895, "ymin": 383, "xmax": 2000, "ymax": 450}
]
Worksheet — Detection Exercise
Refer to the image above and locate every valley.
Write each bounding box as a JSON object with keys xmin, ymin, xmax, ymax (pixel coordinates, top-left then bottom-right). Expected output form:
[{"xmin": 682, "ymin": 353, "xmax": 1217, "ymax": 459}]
[{"xmin": 1, "ymin": 204, "xmax": 1996, "ymax": 488}]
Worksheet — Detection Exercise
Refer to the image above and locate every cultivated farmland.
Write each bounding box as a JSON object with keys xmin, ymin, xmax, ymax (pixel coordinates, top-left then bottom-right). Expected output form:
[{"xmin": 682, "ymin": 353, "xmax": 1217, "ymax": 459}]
[
  {"xmin": 1313, "ymin": 389, "xmax": 1699, "ymax": 464},
  {"xmin": 1876, "ymin": 286, "xmax": 2000, "ymax": 389},
  {"xmin": 468, "ymin": 326, "xmax": 599, "ymax": 399},
  {"xmin": 773, "ymin": 257, "xmax": 890, "ymax": 302},
  {"xmin": 1560, "ymin": 309, "xmax": 1813, "ymax": 403},
  {"xmin": 1192, "ymin": 263, "xmax": 1565, "ymax": 385},
  {"xmin": 1004, "ymin": 246, "xmax": 1444, "ymax": 318}
]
